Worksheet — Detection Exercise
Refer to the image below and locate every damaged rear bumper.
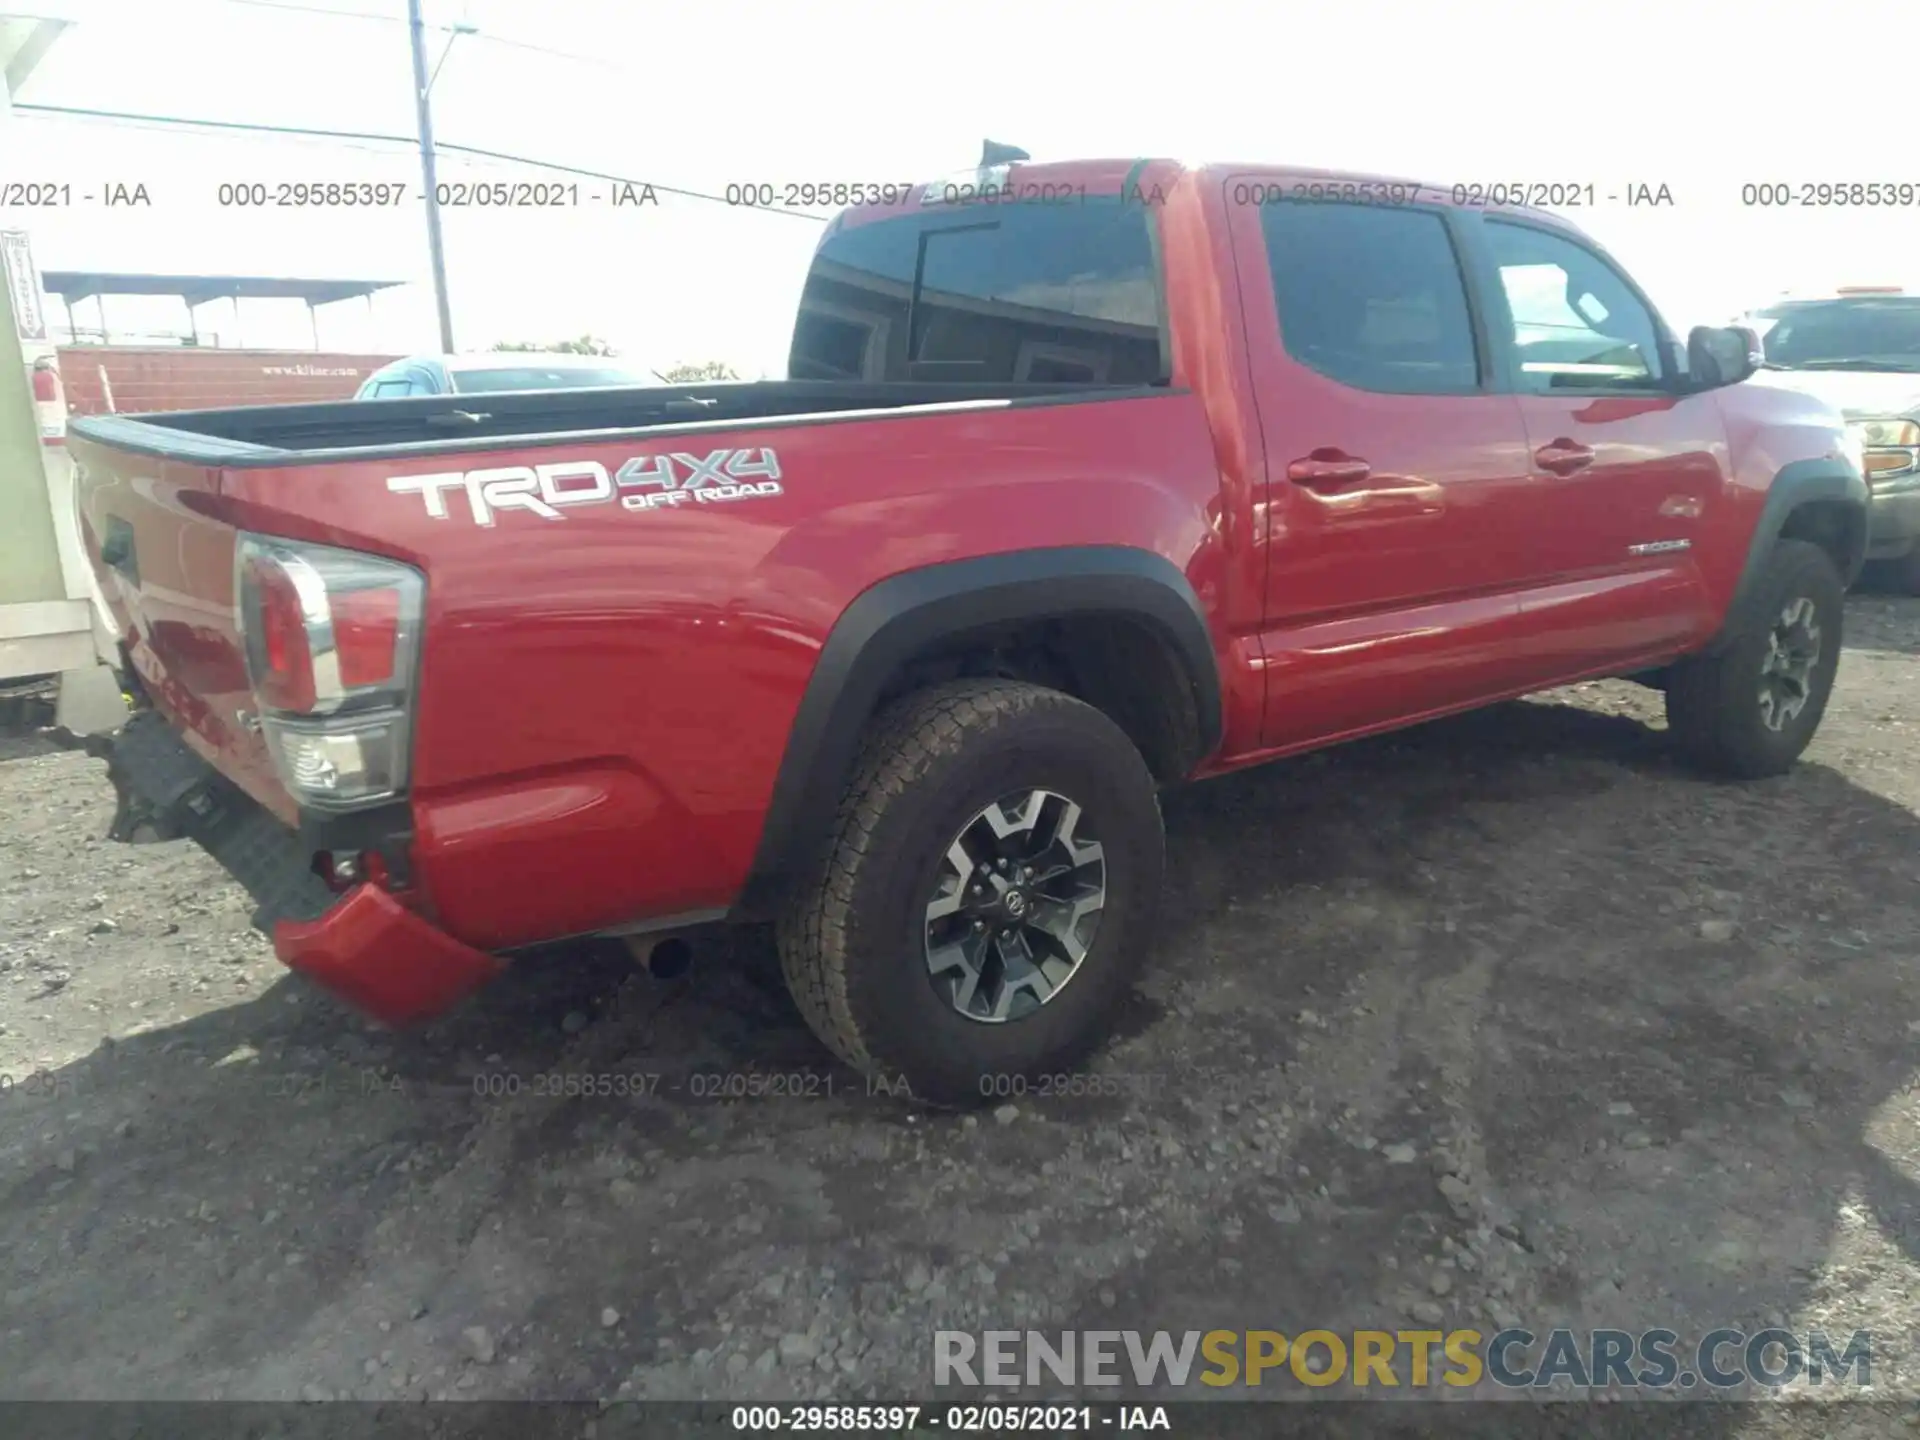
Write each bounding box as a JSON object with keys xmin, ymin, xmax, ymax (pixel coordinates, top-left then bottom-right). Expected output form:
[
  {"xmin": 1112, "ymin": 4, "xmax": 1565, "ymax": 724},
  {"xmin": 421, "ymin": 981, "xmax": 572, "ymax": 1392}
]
[
  {"xmin": 106, "ymin": 708, "xmax": 501, "ymax": 1023},
  {"xmin": 272, "ymin": 883, "xmax": 504, "ymax": 1024}
]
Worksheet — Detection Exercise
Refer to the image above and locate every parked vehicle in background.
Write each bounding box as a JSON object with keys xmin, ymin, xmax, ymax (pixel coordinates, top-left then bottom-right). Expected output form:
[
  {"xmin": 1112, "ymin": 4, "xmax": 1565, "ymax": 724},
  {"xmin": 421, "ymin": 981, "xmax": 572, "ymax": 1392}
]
[
  {"xmin": 1738, "ymin": 288, "xmax": 1920, "ymax": 591},
  {"xmin": 73, "ymin": 155, "xmax": 1867, "ymax": 1106},
  {"xmin": 355, "ymin": 352, "xmax": 656, "ymax": 398}
]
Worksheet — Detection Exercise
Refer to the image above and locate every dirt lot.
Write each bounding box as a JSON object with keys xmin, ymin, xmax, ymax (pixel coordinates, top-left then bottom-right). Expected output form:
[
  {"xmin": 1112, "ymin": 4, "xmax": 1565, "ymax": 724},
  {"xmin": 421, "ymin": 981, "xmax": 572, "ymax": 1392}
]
[{"xmin": 2, "ymin": 593, "xmax": 1918, "ymax": 1428}]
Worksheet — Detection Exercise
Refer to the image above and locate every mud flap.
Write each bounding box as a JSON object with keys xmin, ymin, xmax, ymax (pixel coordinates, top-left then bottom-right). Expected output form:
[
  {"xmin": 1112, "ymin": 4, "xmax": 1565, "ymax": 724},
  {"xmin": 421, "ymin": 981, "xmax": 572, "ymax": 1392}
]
[{"xmin": 105, "ymin": 710, "xmax": 338, "ymax": 933}]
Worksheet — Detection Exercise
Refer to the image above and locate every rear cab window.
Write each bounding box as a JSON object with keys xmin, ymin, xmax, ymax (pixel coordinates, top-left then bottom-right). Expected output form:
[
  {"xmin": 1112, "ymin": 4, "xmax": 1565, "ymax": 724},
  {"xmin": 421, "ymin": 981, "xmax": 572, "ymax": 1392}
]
[{"xmin": 789, "ymin": 167, "xmax": 1167, "ymax": 385}]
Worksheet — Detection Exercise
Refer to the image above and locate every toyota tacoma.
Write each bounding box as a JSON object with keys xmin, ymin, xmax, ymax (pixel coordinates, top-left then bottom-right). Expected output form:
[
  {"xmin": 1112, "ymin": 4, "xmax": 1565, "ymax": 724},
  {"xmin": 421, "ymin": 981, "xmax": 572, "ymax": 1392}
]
[{"xmin": 71, "ymin": 156, "xmax": 1869, "ymax": 1105}]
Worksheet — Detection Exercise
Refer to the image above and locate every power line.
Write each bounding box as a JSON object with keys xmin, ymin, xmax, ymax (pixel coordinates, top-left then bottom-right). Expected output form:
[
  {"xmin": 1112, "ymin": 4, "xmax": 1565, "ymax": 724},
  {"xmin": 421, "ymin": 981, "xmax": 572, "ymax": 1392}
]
[
  {"xmin": 18, "ymin": 103, "xmax": 414, "ymax": 148},
  {"xmin": 465, "ymin": 32, "xmax": 621, "ymax": 65},
  {"xmin": 14, "ymin": 102, "xmax": 828, "ymax": 221},
  {"xmin": 212, "ymin": 0, "xmax": 624, "ymax": 67},
  {"xmin": 436, "ymin": 142, "xmax": 819, "ymax": 220},
  {"xmin": 23, "ymin": 114, "xmax": 406, "ymax": 159},
  {"xmin": 217, "ymin": 0, "xmax": 415, "ymax": 22}
]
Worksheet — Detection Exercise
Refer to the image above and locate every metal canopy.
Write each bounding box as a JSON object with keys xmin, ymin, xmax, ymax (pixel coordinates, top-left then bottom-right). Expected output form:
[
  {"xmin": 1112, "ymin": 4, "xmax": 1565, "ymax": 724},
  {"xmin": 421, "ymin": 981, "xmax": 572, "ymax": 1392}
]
[{"xmin": 38, "ymin": 272, "xmax": 405, "ymax": 307}]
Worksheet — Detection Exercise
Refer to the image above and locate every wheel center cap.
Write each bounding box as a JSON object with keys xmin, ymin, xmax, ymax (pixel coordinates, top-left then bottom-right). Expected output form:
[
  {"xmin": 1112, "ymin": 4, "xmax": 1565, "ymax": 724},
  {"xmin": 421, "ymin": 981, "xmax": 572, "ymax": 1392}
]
[{"xmin": 1003, "ymin": 889, "xmax": 1030, "ymax": 919}]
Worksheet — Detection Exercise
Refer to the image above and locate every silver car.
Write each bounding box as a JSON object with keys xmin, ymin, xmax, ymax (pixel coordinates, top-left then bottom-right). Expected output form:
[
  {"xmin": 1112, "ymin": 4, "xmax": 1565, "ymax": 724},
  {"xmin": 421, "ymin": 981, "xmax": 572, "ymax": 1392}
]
[{"xmin": 1738, "ymin": 289, "xmax": 1920, "ymax": 592}]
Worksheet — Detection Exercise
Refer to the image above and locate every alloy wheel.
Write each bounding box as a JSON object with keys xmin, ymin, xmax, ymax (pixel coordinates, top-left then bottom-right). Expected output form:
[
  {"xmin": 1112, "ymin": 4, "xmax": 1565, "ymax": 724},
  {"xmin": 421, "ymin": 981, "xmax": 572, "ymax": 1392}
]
[
  {"xmin": 1757, "ymin": 595, "xmax": 1822, "ymax": 733},
  {"xmin": 922, "ymin": 788, "xmax": 1107, "ymax": 1023}
]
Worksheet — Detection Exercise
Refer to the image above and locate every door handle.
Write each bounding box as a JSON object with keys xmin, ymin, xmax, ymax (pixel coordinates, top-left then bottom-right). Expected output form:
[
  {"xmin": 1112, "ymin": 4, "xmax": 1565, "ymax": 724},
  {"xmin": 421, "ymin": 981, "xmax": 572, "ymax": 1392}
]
[
  {"xmin": 1286, "ymin": 450, "xmax": 1372, "ymax": 488},
  {"xmin": 1534, "ymin": 438, "xmax": 1595, "ymax": 476}
]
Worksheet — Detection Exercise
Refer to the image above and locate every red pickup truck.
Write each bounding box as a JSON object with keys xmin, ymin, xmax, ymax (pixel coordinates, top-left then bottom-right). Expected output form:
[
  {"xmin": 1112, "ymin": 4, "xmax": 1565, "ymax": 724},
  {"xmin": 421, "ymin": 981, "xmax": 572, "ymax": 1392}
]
[{"xmin": 72, "ymin": 157, "xmax": 1868, "ymax": 1106}]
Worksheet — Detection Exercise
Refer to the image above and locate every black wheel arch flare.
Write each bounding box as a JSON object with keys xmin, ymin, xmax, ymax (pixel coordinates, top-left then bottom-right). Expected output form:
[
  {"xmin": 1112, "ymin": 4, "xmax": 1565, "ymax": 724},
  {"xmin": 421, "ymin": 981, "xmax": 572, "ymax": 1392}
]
[
  {"xmin": 733, "ymin": 546, "xmax": 1222, "ymax": 920},
  {"xmin": 1710, "ymin": 457, "xmax": 1869, "ymax": 654}
]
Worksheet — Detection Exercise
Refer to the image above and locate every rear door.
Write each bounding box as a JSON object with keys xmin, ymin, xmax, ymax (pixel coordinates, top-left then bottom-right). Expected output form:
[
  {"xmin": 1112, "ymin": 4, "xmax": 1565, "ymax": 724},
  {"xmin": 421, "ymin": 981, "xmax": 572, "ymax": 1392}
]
[
  {"xmin": 1464, "ymin": 215, "xmax": 1723, "ymax": 672},
  {"xmin": 1229, "ymin": 184, "xmax": 1539, "ymax": 748}
]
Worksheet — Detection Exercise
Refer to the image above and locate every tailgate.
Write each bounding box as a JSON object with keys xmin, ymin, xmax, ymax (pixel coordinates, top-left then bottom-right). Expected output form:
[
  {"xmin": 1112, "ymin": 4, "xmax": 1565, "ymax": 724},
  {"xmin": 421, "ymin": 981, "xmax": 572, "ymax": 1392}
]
[{"xmin": 70, "ymin": 435, "xmax": 292, "ymax": 824}]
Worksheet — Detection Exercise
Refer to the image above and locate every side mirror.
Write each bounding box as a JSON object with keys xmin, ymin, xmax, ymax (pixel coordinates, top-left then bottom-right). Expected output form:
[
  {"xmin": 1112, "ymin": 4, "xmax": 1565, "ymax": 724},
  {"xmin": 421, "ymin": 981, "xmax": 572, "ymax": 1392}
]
[{"xmin": 1687, "ymin": 324, "xmax": 1762, "ymax": 389}]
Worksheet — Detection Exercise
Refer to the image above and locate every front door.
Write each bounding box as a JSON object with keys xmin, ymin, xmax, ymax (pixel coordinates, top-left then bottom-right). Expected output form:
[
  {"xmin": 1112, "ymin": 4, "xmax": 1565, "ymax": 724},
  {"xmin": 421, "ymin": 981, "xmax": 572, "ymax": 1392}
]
[{"xmin": 1468, "ymin": 215, "xmax": 1724, "ymax": 676}]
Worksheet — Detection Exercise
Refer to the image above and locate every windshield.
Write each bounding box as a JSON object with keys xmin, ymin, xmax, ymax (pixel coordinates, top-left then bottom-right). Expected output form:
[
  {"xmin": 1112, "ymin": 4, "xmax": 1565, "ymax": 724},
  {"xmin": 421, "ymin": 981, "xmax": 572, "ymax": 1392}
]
[
  {"xmin": 1748, "ymin": 298, "xmax": 1920, "ymax": 371},
  {"xmin": 451, "ymin": 366, "xmax": 642, "ymax": 393}
]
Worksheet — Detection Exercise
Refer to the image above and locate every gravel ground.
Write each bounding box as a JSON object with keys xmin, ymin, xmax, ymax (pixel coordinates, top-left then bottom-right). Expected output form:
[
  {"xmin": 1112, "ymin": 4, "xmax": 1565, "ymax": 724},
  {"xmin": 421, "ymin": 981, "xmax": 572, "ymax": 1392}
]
[{"xmin": 2, "ymin": 592, "xmax": 1917, "ymax": 1428}]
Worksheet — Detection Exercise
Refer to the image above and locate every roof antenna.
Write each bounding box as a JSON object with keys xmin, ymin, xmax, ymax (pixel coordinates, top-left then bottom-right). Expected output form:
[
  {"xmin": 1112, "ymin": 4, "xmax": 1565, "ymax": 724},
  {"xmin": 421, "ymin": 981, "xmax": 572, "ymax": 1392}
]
[{"xmin": 980, "ymin": 140, "xmax": 1030, "ymax": 166}]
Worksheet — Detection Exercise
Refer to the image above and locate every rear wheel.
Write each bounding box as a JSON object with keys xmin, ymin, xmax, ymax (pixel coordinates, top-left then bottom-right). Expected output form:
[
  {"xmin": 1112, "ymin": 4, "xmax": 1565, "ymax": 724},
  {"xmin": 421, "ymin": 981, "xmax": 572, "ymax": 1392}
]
[
  {"xmin": 1664, "ymin": 539, "xmax": 1844, "ymax": 778},
  {"xmin": 776, "ymin": 679, "xmax": 1164, "ymax": 1108}
]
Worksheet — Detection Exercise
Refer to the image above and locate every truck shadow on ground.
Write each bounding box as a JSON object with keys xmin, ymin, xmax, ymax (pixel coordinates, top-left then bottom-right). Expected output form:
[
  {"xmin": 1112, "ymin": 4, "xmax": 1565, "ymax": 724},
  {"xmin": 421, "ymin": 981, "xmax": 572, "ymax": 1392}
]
[
  {"xmin": 2, "ymin": 665, "xmax": 1917, "ymax": 1411},
  {"xmin": 1097, "ymin": 684, "xmax": 1920, "ymax": 1407}
]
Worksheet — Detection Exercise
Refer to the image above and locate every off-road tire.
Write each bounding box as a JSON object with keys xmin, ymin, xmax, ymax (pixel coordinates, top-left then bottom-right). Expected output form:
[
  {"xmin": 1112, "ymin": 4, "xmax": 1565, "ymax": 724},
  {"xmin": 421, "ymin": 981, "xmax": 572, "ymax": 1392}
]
[
  {"xmin": 775, "ymin": 679, "xmax": 1164, "ymax": 1108},
  {"xmin": 1664, "ymin": 539, "xmax": 1844, "ymax": 778}
]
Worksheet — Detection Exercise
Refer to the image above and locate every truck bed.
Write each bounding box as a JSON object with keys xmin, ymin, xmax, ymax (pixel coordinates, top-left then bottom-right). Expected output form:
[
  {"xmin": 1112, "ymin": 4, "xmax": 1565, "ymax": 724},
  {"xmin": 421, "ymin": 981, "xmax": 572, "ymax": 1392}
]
[{"xmin": 67, "ymin": 378, "xmax": 1143, "ymax": 466}]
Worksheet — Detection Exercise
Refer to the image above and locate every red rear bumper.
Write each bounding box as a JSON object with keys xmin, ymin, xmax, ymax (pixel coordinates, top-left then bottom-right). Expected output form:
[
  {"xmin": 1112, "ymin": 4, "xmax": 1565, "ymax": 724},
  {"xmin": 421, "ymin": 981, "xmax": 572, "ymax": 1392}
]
[
  {"xmin": 274, "ymin": 883, "xmax": 504, "ymax": 1026},
  {"xmin": 107, "ymin": 706, "xmax": 504, "ymax": 1027}
]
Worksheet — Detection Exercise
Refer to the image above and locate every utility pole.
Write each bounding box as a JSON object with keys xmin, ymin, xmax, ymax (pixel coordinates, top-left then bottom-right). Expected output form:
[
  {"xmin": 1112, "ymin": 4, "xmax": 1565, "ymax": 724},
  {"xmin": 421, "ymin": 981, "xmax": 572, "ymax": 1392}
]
[{"xmin": 407, "ymin": 0, "xmax": 456, "ymax": 353}]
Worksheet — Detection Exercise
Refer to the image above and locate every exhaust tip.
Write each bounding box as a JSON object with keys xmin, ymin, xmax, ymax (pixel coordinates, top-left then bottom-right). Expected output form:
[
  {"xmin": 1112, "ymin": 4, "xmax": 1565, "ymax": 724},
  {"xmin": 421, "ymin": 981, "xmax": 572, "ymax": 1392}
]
[{"xmin": 647, "ymin": 937, "xmax": 692, "ymax": 980}]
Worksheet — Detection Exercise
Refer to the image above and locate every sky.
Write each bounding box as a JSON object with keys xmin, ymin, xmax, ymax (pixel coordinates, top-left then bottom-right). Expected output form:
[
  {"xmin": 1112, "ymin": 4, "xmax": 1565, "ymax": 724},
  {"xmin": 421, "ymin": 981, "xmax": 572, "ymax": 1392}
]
[{"xmin": 5, "ymin": 0, "xmax": 1920, "ymax": 377}]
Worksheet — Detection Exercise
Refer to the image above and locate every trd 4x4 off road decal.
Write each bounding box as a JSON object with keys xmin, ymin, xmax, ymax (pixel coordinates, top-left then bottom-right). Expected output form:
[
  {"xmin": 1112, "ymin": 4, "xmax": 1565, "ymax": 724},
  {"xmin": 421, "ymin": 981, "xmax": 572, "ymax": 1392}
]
[{"xmin": 387, "ymin": 447, "xmax": 783, "ymax": 527}]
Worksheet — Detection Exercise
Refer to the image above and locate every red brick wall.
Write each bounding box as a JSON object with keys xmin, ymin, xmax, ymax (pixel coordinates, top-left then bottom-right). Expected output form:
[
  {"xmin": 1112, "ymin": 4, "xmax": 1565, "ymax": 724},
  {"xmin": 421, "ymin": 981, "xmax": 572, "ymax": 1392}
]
[{"xmin": 55, "ymin": 347, "xmax": 403, "ymax": 416}]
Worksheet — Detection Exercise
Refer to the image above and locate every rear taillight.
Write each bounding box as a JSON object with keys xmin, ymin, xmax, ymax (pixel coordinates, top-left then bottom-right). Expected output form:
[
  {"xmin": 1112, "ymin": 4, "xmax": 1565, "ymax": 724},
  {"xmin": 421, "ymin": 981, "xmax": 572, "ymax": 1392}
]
[
  {"xmin": 235, "ymin": 535, "xmax": 425, "ymax": 812},
  {"xmin": 332, "ymin": 586, "xmax": 403, "ymax": 688},
  {"xmin": 244, "ymin": 553, "xmax": 318, "ymax": 713}
]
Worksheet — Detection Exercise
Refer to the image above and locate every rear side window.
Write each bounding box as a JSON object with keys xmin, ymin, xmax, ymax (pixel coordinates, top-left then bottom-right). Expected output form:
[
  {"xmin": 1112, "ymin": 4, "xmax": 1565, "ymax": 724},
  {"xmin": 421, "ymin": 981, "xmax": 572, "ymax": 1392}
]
[
  {"xmin": 369, "ymin": 379, "xmax": 414, "ymax": 397},
  {"xmin": 1260, "ymin": 201, "xmax": 1480, "ymax": 394},
  {"xmin": 789, "ymin": 196, "xmax": 1164, "ymax": 384}
]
